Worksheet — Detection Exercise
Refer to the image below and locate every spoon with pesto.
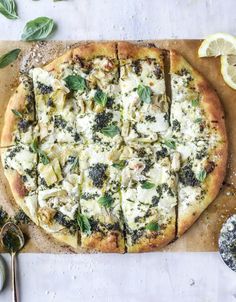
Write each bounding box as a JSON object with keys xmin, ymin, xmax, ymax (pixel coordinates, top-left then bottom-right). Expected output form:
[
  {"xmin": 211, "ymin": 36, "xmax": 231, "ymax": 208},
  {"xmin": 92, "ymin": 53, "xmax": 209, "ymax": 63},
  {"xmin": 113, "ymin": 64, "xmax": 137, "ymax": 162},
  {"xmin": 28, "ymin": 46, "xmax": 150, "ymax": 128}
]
[{"xmin": 0, "ymin": 222, "xmax": 25, "ymax": 302}]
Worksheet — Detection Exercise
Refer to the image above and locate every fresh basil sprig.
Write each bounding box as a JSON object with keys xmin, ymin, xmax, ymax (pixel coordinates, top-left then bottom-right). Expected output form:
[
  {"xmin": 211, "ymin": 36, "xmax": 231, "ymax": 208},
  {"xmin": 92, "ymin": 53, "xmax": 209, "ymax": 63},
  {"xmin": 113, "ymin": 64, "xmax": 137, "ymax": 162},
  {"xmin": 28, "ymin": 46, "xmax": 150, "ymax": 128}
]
[
  {"xmin": 21, "ymin": 17, "xmax": 55, "ymax": 42},
  {"xmin": 64, "ymin": 75, "xmax": 86, "ymax": 92},
  {"xmin": 98, "ymin": 195, "xmax": 113, "ymax": 209},
  {"xmin": 101, "ymin": 125, "xmax": 120, "ymax": 138},
  {"xmin": 77, "ymin": 213, "xmax": 91, "ymax": 235},
  {"xmin": 94, "ymin": 89, "xmax": 108, "ymax": 107},
  {"xmin": 0, "ymin": 0, "xmax": 18, "ymax": 20},
  {"xmin": 0, "ymin": 49, "xmax": 20, "ymax": 69},
  {"xmin": 30, "ymin": 139, "xmax": 49, "ymax": 165},
  {"xmin": 11, "ymin": 109, "xmax": 22, "ymax": 118},
  {"xmin": 137, "ymin": 84, "xmax": 152, "ymax": 104},
  {"xmin": 141, "ymin": 181, "xmax": 155, "ymax": 189},
  {"xmin": 145, "ymin": 221, "xmax": 160, "ymax": 232}
]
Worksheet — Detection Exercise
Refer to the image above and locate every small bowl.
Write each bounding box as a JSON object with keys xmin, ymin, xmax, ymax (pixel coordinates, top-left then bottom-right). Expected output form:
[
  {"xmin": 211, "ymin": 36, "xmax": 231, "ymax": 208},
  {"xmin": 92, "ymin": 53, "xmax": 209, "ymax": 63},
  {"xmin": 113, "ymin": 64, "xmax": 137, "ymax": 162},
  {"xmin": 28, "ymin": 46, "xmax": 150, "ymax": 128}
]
[{"xmin": 219, "ymin": 214, "xmax": 236, "ymax": 272}]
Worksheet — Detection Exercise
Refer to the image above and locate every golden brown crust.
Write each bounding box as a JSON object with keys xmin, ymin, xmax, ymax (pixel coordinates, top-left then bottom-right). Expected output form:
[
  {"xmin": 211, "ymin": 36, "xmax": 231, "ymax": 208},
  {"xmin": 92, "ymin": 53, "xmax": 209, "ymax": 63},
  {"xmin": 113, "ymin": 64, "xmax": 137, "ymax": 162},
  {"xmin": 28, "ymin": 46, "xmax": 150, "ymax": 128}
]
[
  {"xmin": 118, "ymin": 42, "xmax": 164, "ymax": 67},
  {"xmin": 39, "ymin": 222, "xmax": 78, "ymax": 249},
  {"xmin": 127, "ymin": 219, "xmax": 175, "ymax": 253},
  {"xmin": 72, "ymin": 42, "xmax": 117, "ymax": 61},
  {"xmin": 82, "ymin": 231, "xmax": 125, "ymax": 253},
  {"xmin": 44, "ymin": 49, "xmax": 73, "ymax": 73},
  {"xmin": 170, "ymin": 50, "xmax": 228, "ymax": 236},
  {"xmin": 1, "ymin": 83, "xmax": 27, "ymax": 147}
]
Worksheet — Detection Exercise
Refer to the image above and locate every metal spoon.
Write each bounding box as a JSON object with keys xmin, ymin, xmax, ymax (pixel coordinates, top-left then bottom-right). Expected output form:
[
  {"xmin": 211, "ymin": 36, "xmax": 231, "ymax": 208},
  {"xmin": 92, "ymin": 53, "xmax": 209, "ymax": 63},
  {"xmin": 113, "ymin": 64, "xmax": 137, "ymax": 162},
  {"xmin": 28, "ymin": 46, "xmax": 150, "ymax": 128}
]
[{"xmin": 0, "ymin": 222, "xmax": 25, "ymax": 302}]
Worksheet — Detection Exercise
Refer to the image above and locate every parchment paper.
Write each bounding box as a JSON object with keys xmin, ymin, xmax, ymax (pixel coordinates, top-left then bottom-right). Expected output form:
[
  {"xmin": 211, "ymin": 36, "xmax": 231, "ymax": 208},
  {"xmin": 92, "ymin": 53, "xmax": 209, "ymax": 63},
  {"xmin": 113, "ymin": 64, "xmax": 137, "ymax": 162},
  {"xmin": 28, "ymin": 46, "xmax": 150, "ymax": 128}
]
[{"xmin": 0, "ymin": 40, "xmax": 235, "ymax": 253}]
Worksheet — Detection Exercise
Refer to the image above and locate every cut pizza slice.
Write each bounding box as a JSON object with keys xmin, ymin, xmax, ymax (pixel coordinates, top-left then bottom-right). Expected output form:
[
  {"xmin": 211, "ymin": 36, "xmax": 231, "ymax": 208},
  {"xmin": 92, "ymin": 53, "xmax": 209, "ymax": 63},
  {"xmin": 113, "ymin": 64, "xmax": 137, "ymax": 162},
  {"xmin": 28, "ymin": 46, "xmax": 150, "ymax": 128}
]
[
  {"xmin": 1, "ymin": 74, "xmax": 37, "ymax": 147},
  {"xmin": 120, "ymin": 143, "xmax": 178, "ymax": 252},
  {"xmin": 169, "ymin": 50, "xmax": 228, "ymax": 236},
  {"xmin": 36, "ymin": 143, "xmax": 82, "ymax": 249},
  {"xmin": 71, "ymin": 43, "xmax": 123, "ymax": 146},
  {"xmin": 31, "ymin": 50, "xmax": 82, "ymax": 145},
  {"xmin": 1, "ymin": 143, "xmax": 38, "ymax": 225},
  {"xmin": 118, "ymin": 42, "xmax": 169, "ymax": 143},
  {"xmin": 79, "ymin": 144, "xmax": 125, "ymax": 253}
]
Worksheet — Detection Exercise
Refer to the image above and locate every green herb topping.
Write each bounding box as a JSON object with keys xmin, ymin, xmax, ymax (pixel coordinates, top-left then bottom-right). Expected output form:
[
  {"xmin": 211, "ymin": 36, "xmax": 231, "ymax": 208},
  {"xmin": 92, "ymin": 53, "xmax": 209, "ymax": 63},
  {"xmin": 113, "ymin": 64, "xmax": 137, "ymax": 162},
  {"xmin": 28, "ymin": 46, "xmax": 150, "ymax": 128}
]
[{"xmin": 137, "ymin": 84, "xmax": 152, "ymax": 104}]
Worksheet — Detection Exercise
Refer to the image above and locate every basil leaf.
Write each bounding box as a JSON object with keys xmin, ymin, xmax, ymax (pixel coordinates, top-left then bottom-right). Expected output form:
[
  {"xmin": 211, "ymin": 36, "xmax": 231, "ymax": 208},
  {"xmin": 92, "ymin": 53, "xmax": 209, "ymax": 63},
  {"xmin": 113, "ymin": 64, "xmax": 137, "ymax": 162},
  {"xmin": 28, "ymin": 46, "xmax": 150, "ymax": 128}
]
[
  {"xmin": 30, "ymin": 139, "xmax": 39, "ymax": 153},
  {"xmin": 94, "ymin": 89, "xmax": 108, "ymax": 107},
  {"xmin": 137, "ymin": 84, "xmax": 152, "ymax": 104},
  {"xmin": 112, "ymin": 160, "xmax": 127, "ymax": 170},
  {"xmin": 21, "ymin": 17, "xmax": 55, "ymax": 42},
  {"xmin": 38, "ymin": 150, "xmax": 50, "ymax": 165},
  {"xmin": 0, "ymin": 49, "xmax": 20, "ymax": 69},
  {"xmin": 11, "ymin": 109, "xmax": 22, "ymax": 118},
  {"xmin": 197, "ymin": 169, "xmax": 207, "ymax": 182},
  {"xmin": 191, "ymin": 98, "xmax": 199, "ymax": 107},
  {"xmin": 101, "ymin": 125, "xmax": 120, "ymax": 138},
  {"xmin": 164, "ymin": 139, "xmax": 176, "ymax": 149},
  {"xmin": 0, "ymin": 0, "xmax": 18, "ymax": 20},
  {"xmin": 98, "ymin": 195, "xmax": 113, "ymax": 208},
  {"xmin": 194, "ymin": 118, "xmax": 202, "ymax": 123},
  {"xmin": 70, "ymin": 157, "xmax": 79, "ymax": 172},
  {"xmin": 77, "ymin": 213, "xmax": 91, "ymax": 235},
  {"xmin": 145, "ymin": 222, "xmax": 160, "ymax": 231},
  {"xmin": 64, "ymin": 75, "xmax": 86, "ymax": 92},
  {"xmin": 141, "ymin": 181, "xmax": 155, "ymax": 189},
  {"xmin": 30, "ymin": 139, "xmax": 49, "ymax": 165}
]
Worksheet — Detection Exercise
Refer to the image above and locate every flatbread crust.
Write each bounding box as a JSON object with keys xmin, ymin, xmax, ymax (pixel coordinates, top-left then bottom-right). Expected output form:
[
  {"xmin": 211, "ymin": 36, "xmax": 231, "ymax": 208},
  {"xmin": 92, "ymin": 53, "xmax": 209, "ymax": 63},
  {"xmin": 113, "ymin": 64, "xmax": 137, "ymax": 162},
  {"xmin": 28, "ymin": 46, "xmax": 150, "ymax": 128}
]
[
  {"xmin": 170, "ymin": 50, "xmax": 228, "ymax": 236},
  {"xmin": 118, "ymin": 41, "xmax": 164, "ymax": 63},
  {"xmin": 72, "ymin": 42, "xmax": 117, "ymax": 61},
  {"xmin": 82, "ymin": 232, "xmax": 125, "ymax": 253},
  {"xmin": 127, "ymin": 219, "xmax": 175, "ymax": 253},
  {"xmin": 1, "ymin": 42, "xmax": 228, "ymax": 252}
]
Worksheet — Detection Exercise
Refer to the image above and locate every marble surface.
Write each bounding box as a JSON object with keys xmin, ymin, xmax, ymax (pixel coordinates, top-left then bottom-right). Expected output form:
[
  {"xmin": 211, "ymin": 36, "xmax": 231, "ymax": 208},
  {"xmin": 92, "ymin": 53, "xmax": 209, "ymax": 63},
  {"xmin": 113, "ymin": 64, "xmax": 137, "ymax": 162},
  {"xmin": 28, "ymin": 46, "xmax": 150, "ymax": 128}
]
[{"xmin": 1, "ymin": 0, "xmax": 236, "ymax": 301}]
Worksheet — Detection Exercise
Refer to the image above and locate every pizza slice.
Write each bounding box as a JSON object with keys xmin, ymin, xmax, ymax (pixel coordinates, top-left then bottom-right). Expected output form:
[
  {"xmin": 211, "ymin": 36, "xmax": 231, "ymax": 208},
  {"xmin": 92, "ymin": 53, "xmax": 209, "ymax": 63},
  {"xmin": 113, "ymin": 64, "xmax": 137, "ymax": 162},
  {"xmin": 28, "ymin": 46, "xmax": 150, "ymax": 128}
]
[
  {"xmin": 1, "ymin": 143, "xmax": 38, "ymax": 225},
  {"xmin": 79, "ymin": 144, "xmax": 125, "ymax": 253},
  {"xmin": 170, "ymin": 50, "xmax": 228, "ymax": 236},
  {"xmin": 36, "ymin": 143, "xmax": 82, "ymax": 249},
  {"xmin": 70, "ymin": 43, "xmax": 123, "ymax": 146},
  {"xmin": 1, "ymin": 74, "xmax": 37, "ymax": 147},
  {"xmin": 120, "ymin": 143, "xmax": 178, "ymax": 252},
  {"xmin": 31, "ymin": 50, "xmax": 81, "ymax": 145},
  {"xmin": 118, "ymin": 42, "xmax": 169, "ymax": 143}
]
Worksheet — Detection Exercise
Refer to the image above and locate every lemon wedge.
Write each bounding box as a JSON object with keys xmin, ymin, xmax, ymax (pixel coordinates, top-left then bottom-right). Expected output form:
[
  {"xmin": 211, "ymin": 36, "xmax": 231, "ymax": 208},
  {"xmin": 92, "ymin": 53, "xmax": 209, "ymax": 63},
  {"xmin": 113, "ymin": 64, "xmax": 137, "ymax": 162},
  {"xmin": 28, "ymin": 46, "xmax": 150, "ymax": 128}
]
[
  {"xmin": 221, "ymin": 55, "xmax": 236, "ymax": 89},
  {"xmin": 198, "ymin": 33, "xmax": 236, "ymax": 57}
]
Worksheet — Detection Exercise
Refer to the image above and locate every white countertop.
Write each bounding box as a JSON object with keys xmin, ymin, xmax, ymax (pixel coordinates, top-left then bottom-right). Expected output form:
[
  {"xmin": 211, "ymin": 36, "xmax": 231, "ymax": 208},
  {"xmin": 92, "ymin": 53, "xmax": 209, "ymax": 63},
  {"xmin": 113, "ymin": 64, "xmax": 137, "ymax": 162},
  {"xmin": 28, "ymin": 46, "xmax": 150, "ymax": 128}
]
[{"xmin": 1, "ymin": 0, "xmax": 236, "ymax": 301}]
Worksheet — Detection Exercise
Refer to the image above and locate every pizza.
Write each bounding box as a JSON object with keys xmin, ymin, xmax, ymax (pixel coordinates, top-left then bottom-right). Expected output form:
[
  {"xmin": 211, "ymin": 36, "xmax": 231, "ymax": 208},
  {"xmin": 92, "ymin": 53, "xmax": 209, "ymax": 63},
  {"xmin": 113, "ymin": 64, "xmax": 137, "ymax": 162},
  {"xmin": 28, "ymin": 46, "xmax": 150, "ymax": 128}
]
[{"xmin": 0, "ymin": 42, "xmax": 227, "ymax": 253}]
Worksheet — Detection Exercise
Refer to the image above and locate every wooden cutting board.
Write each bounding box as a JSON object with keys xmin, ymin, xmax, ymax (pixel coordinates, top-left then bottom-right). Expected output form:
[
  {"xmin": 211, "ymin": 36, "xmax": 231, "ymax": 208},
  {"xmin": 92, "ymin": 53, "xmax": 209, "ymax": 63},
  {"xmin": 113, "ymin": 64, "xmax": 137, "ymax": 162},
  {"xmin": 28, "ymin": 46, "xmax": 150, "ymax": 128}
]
[{"xmin": 0, "ymin": 40, "xmax": 235, "ymax": 253}]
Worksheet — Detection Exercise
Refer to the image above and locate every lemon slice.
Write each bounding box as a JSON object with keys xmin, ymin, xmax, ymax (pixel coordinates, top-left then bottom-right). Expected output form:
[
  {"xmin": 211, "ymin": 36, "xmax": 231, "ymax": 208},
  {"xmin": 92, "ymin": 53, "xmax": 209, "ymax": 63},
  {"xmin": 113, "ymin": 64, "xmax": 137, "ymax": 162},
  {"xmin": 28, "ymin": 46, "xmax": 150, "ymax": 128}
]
[
  {"xmin": 198, "ymin": 33, "xmax": 236, "ymax": 57},
  {"xmin": 221, "ymin": 55, "xmax": 236, "ymax": 89}
]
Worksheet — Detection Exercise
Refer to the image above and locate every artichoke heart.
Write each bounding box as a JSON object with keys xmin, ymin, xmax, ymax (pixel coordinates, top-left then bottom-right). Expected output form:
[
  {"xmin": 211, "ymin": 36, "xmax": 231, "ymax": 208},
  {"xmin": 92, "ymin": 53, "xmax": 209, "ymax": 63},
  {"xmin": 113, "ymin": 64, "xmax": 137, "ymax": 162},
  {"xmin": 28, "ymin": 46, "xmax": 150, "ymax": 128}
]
[
  {"xmin": 38, "ymin": 163, "xmax": 58, "ymax": 186},
  {"xmin": 51, "ymin": 158, "xmax": 63, "ymax": 182}
]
